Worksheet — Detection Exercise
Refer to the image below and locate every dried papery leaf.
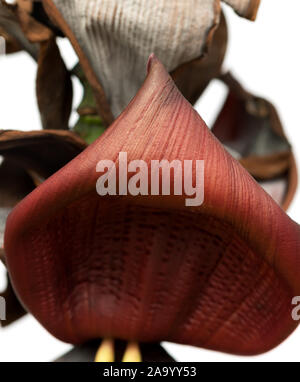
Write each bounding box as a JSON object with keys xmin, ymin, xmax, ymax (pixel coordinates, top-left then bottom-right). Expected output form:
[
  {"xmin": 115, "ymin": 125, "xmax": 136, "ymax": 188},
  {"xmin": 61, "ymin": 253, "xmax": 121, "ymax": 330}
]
[
  {"xmin": 223, "ymin": 0, "xmax": 260, "ymax": 20},
  {"xmin": 239, "ymin": 153, "xmax": 291, "ymax": 180},
  {"xmin": 17, "ymin": 0, "xmax": 32, "ymax": 14},
  {"xmin": 30, "ymin": 1, "xmax": 63, "ymax": 37},
  {"xmin": 0, "ymin": 25, "xmax": 21, "ymax": 53},
  {"xmin": 212, "ymin": 73, "xmax": 297, "ymax": 210},
  {"xmin": 43, "ymin": 0, "xmax": 260, "ymax": 122},
  {"xmin": 0, "ymin": 0, "xmax": 38, "ymax": 59},
  {"xmin": 55, "ymin": 341, "xmax": 175, "ymax": 362},
  {"xmin": 36, "ymin": 36, "xmax": 73, "ymax": 130},
  {"xmin": 5, "ymin": 56, "xmax": 300, "ymax": 356},
  {"xmin": 15, "ymin": 0, "xmax": 63, "ymax": 37},
  {"xmin": 0, "ymin": 130, "xmax": 86, "ymax": 179},
  {"xmin": 15, "ymin": 0, "xmax": 52, "ymax": 43},
  {"xmin": 43, "ymin": 0, "xmax": 222, "ymax": 121},
  {"xmin": 172, "ymin": 11, "xmax": 228, "ymax": 105}
]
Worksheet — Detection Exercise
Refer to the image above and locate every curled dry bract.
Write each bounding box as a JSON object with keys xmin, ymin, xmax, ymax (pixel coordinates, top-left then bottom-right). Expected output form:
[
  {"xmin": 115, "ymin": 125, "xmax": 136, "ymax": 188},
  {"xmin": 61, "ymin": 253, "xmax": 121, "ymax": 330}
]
[
  {"xmin": 0, "ymin": 129, "xmax": 86, "ymax": 178},
  {"xmin": 212, "ymin": 73, "xmax": 297, "ymax": 210},
  {"xmin": 223, "ymin": 0, "xmax": 260, "ymax": 20}
]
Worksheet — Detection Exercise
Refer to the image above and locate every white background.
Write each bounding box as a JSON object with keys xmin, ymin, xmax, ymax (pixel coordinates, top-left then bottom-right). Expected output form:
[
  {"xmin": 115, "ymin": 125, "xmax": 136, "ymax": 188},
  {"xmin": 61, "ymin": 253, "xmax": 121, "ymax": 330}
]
[{"xmin": 0, "ymin": 0, "xmax": 300, "ymax": 361}]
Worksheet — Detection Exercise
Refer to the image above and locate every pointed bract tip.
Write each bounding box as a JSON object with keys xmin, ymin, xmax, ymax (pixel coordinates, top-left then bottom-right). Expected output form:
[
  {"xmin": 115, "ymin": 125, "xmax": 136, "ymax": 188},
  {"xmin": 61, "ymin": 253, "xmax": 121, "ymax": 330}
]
[{"xmin": 147, "ymin": 53, "xmax": 158, "ymax": 74}]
